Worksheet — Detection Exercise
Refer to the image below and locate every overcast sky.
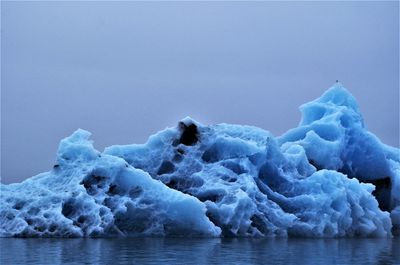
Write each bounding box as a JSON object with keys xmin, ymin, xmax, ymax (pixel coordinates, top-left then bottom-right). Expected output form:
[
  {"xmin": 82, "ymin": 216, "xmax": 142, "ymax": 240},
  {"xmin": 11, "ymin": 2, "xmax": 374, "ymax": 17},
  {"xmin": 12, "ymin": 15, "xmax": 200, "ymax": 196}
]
[{"xmin": 1, "ymin": 1, "xmax": 399, "ymax": 184}]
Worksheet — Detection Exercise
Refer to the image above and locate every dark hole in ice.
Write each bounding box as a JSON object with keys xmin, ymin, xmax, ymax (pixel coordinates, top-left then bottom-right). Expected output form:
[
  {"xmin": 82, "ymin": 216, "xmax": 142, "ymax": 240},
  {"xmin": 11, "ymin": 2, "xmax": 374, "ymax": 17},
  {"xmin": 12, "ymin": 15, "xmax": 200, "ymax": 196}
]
[
  {"xmin": 308, "ymin": 159, "xmax": 322, "ymax": 170},
  {"xmin": 6, "ymin": 213, "xmax": 15, "ymax": 220},
  {"xmin": 103, "ymin": 198, "xmax": 115, "ymax": 208},
  {"xmin": 81, "ymin": 174, "xmax": 107, "ymax": 195},
  {"xmin": 107, "ymin": 184, "xmax": 119, "ymax": 195},
  {"xmin": 393, "ymin": 224, "xmax": 400, "ymax": 236},
  {"xmin": 13, "ymin": 201, "xmax": 25, "ymax": 210},
  {"xmin": 369, "ymin": 177, "xmax": 392, "ymax": 212},
  {"xmin": 77, "ymin": 215, "xmax": 86, "ymax": 224},
  {"xmin": 172, "ymin": 139, "xmax": 180, "ymax": 147},
  {"xmin": 62, "ymin": 199, "xmax": 76, "ymax": 218},
  {"xmin": 205, "ymin": 211, "xmax": 237, "ymax": 237},
  {"xmin": 177, "ymin": 148, "xmax": 185, "ymax": 155},
  {"xmin": 53, "ymin": 164, "xmax": 59, "ymax": 168},
  {"xmin": 221, "ymin": 174, "xmax": 237, "ymax": 183},
  {"xmin": 221, "ymin": 225, "xmax": 236, "ymax": 237},
  {"xmin": 206, "ymin": 211, "xmax": 235, "ymax": 237},
  {"xmin": 27, "ymin": 207, "xmax": 40, "ymax": 215},
  {"xmin": 197, "ymin": 193, "xmax": 222, "ymax": 203},
  {"xmin": 179, "ymin": 122, "xmax": 199, "ymax": 146},
  {"xmin": 166, "ymin": 179, "xmax": 178, "ymax": 190},
  {"xmin": 81, "ymin": 179, "xmax": 91, "ymax": 189},
  {"xmin": 164, "ymin": 176, "xmax": 203, "ymax": 192},
  {"xmin": 258, "ymin": 163, "xmax": 288, "ymax": 192},
  {"xmin": 250, "ymin": 214, "xmax": 267, "ymax": 234},
  {"xmin": 129, "ymin": 186, "xmax": 143, "ymax": 198},
  {"xmin": 49, "ymin": 224, "xmax": 57, "ymax": 233},
  {"xmin": 157, "ymin": 161, "xmax": 175, "ymax": 175},
  {"xmin": 89, "ymin": 230, "xmax": 101, "ymax": 237},
  {"xmin": 172, "ymin": 154, "xmax": 183, "ymax": 162},
  {"xmin": 34, "ymin": 226, "xmax": 45, "ymax": 232},
  {"xmin": 99, "ymin": 207, "xmax": 107, "ymax": 216},
  {"xmin": 205, "ymin": 211, "xmax": 216, "ymax": 222},
  {"xmin": 201, "ymin": 145, "xmax": 221, "ymax": 163},
  {"xmin": 202, "ymin": 149, "xmax": 215, "ymax": 163},
  {"xmin": 221, "ymin": 161, "xmax": 246, "ymax": 175}
]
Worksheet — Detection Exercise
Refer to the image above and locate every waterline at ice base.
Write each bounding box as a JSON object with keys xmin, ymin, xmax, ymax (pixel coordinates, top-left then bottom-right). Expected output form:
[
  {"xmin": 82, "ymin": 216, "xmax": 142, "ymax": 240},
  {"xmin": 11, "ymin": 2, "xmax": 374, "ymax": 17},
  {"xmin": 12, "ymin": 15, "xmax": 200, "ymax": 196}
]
[{"xmin": 1, "ymin": 84, "xmax": 399, "ymax": 238}]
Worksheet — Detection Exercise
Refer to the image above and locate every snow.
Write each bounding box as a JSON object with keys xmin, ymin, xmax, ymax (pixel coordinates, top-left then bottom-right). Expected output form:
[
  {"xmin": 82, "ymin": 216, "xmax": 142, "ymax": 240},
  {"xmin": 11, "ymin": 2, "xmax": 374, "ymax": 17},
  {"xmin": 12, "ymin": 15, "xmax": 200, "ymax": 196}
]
[{"xmin": 1, "ymin": 83, "xmax": 399, "ymax": 237}]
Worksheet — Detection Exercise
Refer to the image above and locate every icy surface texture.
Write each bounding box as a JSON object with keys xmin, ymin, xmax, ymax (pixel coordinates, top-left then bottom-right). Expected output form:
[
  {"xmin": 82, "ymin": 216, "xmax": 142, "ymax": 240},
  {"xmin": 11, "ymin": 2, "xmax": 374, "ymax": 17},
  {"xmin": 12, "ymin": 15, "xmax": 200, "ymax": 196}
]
[
  {"xmin": 1, "ymin": 84, "xmax": 399, "ymax": 237},
  {"xmin": 0, "ymin": 130, "xmax": 220, "ymax": 237},
  {"xmin": 278, "ymin": 85, "xmax": 400, "ymax": 214}
]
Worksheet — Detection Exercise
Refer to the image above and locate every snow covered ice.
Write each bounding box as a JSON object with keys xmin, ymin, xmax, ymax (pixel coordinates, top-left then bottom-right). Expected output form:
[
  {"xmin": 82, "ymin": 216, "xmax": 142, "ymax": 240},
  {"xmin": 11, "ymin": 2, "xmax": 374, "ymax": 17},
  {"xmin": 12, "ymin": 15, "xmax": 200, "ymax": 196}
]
[{"xmin": 1, "ymin": 84, "xmax": 399, "ymax": 237}]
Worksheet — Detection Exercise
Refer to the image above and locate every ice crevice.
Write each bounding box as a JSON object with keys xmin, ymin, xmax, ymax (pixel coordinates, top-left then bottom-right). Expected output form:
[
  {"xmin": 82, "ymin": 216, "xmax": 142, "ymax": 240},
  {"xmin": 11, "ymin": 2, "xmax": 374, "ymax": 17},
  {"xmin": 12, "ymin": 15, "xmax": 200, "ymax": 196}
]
[{"xmin": 1, "ymin": 83, "xmax": 399, "ymax": 237}]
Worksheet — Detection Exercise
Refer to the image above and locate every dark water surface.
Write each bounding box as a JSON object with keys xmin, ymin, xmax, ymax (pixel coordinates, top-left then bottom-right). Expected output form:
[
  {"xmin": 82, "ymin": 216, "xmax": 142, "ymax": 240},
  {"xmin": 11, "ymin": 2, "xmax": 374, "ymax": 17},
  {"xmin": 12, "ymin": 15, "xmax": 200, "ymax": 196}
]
[{"xmin": 1, "ymin": 237, "xmax": 399, "ymax": 265}]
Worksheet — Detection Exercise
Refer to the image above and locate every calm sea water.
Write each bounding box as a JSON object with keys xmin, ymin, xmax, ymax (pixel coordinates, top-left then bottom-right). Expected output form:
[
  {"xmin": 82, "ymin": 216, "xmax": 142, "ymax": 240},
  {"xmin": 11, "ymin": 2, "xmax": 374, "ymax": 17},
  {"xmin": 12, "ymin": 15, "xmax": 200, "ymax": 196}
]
[{"xmin": 1, "ymin": 237, "xmax": 399, "ymax": 265}]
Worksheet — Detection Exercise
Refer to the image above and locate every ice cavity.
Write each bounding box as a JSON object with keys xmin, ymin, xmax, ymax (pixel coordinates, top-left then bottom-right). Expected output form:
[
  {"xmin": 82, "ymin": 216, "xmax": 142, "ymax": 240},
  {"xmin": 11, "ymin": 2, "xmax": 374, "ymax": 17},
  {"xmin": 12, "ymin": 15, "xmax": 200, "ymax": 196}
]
[{"xmin": 1, "ymin": 84, "xmax": 398, "ymax": 238}]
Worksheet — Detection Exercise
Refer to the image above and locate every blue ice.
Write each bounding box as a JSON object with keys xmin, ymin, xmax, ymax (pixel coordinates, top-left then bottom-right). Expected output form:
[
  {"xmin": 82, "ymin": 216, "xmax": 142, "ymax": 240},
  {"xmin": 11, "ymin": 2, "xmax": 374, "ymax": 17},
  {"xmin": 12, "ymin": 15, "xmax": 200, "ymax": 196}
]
[{"xmin": 1, "ymin": 84, "xmax": 398, "ymax": 237}]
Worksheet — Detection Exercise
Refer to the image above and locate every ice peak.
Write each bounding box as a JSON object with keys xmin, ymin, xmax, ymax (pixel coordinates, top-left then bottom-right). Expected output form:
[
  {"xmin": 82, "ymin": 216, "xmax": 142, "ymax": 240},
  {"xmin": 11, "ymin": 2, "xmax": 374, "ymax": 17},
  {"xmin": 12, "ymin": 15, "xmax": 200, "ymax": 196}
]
[
  {"xmin": 66, "ymin": 129, "xmax": 92, "ymax": 143},
  {"xmin": 179, "ymin": 116, "xmax": 199, "ymax": 126},
  {"xmin": 318, "ymin": 83, "xmax": 359, "ymax": 112},
  {"xmin": 56, "ymin": 128, "xmax": 99, "ymax": 164}
]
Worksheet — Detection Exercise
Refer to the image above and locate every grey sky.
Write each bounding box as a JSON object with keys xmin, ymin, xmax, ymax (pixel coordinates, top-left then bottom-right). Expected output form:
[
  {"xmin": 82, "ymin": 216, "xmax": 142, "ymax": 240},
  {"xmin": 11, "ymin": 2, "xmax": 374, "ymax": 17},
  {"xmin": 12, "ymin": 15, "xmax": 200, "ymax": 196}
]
[{"xmin": 1, "ymin": 1, "xmax": 399, "ymax": 184}]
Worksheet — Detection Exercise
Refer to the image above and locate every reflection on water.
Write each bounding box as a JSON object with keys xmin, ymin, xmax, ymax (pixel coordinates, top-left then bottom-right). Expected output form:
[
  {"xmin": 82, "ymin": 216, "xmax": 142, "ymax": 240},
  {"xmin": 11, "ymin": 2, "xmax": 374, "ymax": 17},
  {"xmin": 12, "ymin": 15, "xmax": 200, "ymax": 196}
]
[{"xmin": 1, "ymin": 237, "xmax": 399, "ymax": 265}]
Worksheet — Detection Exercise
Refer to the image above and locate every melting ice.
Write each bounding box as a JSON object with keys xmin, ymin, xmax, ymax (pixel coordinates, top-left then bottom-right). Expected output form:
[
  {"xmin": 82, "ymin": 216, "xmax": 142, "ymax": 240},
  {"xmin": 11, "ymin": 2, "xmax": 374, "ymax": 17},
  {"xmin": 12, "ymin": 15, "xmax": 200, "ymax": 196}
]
[{"xmin": 1, "ymin": 84, "xmax": 399, "ymax": 237}]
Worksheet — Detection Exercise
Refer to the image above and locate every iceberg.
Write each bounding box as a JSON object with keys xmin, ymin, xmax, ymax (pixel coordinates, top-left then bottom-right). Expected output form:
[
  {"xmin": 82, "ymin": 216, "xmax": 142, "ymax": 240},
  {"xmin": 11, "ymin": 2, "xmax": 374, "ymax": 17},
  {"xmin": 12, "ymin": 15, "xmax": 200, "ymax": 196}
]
[{"xmin": 1, "ymin": 84, "xmax": 399, "ymax": 237}]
